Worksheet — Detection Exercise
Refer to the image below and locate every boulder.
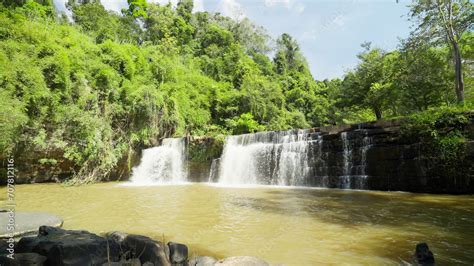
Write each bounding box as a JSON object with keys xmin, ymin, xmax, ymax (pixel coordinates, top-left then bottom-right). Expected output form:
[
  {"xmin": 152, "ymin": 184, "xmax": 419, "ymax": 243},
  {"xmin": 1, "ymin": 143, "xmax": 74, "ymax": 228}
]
[
  {"xmin": 414, "ymin": 243, "xmax": 435, "ymax": 266},
  {"xmin": 0, "ymin": 253, "xmax": 47, "ymax": 266},
  {"xmin": 0, "ymin": 238, "xmax": 14, "ymax": 255},
  {"xmin": 188, "ymin": 256, "xmax": 217, "ymax": 266},
  {"xmin": 17, "ymin": 226, "xmax": 120, "ymax": 265},
  {"xmin": 121, "ymin": 234, "xmax": 170, "ymax": 266},
  {"xmin": 167, "ymin": 242, "xmax": 188, "ymax": 265},
  {"xmin": 215, "ymin": 256, "xmax": 270, "ymax": 266},
  {"xmin": 106, "ymin": 231, "xmax": 129, "ymax": 243}
]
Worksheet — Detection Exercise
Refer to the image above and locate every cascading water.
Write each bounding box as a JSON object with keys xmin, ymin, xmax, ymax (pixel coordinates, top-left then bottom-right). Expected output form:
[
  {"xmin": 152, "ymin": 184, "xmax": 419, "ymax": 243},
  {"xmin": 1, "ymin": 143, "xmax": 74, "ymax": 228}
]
[
  {"xmin": 217, "ymin": 130, "xmax": 313, "ymax": 186},
  {"xmin": 208, "ymin": 158, "xmax": 220, "ymax": 182},
  {"xmin": 216, "ymin": 128, "xmax": 374, "ymax": 189},
  {"xmin": 360, "ymin": 132, "xmax": 372, "ymax": 176},
  {"xmin": 341, "ymin": 132, "xmax": 352, "ymax": 176},
  {"xmin": 339, "ymin": 130, "xmax": 373, "ymax": 189},
  {"xmin": 131, "ymin": 138, "xmax": 187, "ymax": 184}
]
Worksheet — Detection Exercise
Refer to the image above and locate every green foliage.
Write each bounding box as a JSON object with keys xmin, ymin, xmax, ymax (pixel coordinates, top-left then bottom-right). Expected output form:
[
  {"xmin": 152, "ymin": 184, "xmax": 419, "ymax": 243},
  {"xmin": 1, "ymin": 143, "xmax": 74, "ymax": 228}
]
[
  {"xmin": 124, "ymin": 0, "xmax": 147, "ymax": 18},
  {"xmin": 401, "ymin": 106, "xmax": 472, "ymax": 174},
  {"xmin": 187, "ymin": 137, "xmax": 224, "ymax": 162},
  {"xmin": 225, "ymin": 113, "xmax": 265, "ymax": 135},
  {"xmin": 0, "ymin": 90, "xmax": 28, "ymax": 153},
  {"xmin": 335, "ymin": 39, "xmax": 470, "ymax": 121}
]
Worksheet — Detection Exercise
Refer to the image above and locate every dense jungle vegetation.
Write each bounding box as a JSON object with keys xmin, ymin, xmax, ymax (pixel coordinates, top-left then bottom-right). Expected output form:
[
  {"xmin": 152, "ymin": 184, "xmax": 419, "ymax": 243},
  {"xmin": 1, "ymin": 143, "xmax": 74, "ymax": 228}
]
[{"xmin": 0, "ymin": 0, "xmax": 472, "ymax": 181}]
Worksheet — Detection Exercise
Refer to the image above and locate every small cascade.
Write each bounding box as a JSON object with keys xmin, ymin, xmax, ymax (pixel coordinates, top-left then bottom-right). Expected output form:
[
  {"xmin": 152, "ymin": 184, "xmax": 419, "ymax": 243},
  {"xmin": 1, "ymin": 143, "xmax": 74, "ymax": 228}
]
[
  {"xmin": 131, "ymin": 138, "xmax": 187, "ymax": 184},
  {"xmin": 208, "ymin": 158, "xmax": 220, "ymax": 182},
  {"xmin": 337, "ymin": 130, "xmax": 373, "ymax": 189},
  {"xmin": 218, "ymin": 129, "xmax": 313, "ymax": 186},
  {"xmin": 359, "ymin": 132, "xmax": 373, "ymax": 176},
  {"xmin": 341, "ymin": 132, "xmax": 352, "ymax": 177}
]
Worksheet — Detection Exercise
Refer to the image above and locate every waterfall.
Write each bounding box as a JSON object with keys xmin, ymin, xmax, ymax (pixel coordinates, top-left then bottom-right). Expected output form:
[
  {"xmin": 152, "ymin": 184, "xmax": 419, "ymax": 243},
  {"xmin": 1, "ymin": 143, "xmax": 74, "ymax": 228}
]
[
  {"xmin": 338, "ymin": 131, "xmax": 373, "ymax": 189},
  {"xmin": 360, "ymin": 132, "xmax": 372, "ymax": 176},
  {"xmin": 217, "ymin": 130, "xmax": 312, "ymax": 186},
  {"xmin": 208, "ymin": 158, "xmax": 220, "ymax": 182},
  {"xmin": 341, "ymin": 132, "xmax": 352, "ymax": 177},
  {"xmin": 130, "ymin": 138, "xmax": 187, "ymax": 184}
]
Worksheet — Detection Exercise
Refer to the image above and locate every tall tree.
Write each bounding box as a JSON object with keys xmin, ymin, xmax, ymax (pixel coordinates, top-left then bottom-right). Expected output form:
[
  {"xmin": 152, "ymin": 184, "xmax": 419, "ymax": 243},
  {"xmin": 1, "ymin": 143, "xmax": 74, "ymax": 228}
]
[
  {"xmin": 408, "ymin": 0, "xmax": 473, "ymax": 103},
  {"xmin": 123, "ymin": 0, "xmax": 147, "ymax": 18}
]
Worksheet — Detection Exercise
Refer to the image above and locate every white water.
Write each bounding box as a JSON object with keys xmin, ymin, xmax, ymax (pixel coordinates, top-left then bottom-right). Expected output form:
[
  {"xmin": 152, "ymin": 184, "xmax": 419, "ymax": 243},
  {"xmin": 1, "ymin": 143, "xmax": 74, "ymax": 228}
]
[
  {"xmin": 218, "ymin": 130, "xmax": 312, "ymax": 186},
  {"xmin": 341, "ymin": 132, "xmax": 352, "ymax": 177},
  {"xmin": 360, "ymin": 132, "xmax": 372, "ymax": 176},
  {"xmin": 131, "ymin": 138, "xmax": 187, "ymax": 184},
  {"xmin": 208, "ymin": 158, "xmax": 219, "ymax": 182},
  {"xmin": 216, "ymin": 129, "xmax": 374, "ymax": 189},
  {"xmin": 339, "ymin": 130, "xmax": 373, "ymax": 189}
]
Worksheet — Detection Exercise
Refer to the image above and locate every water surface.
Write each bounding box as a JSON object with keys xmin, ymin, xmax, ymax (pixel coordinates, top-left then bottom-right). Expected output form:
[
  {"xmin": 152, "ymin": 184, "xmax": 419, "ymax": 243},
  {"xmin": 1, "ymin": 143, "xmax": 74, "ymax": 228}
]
[{"xmin": 9, "ymin": 183, "xmax": 474, "ymax": 265}]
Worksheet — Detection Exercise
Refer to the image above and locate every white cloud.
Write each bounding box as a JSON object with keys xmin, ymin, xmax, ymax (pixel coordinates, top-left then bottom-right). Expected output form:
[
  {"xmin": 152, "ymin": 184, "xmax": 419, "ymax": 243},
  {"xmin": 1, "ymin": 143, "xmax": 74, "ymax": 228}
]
[
  {"xmin": 193, "ymin": 0, "xmax": 205, "ymax": 12},
  {"xmin": 263, "ymin": 0, "xmax": 305, "ymax": 14},
  {"xmin": 101, "ymin": 0, "xmax": 128, "ymax": 12},
  {"xmin": 264, "ymin": 0, "xmax": 291, "ymax": 8},
  {"xmin": 217, "ymin": 0, "xmax": 246, "ymax": 21}
]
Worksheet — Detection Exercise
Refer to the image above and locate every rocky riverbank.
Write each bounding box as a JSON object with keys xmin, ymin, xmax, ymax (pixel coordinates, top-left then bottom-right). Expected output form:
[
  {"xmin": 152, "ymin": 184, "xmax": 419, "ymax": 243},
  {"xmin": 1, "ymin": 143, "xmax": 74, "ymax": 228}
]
[
  {"xmin": 0, "ymin": 226, "xmax": 271, "ymax": 266},
  {"xmin": 0, "ymin": 225, "xmax": 436, "ymax": 266}
]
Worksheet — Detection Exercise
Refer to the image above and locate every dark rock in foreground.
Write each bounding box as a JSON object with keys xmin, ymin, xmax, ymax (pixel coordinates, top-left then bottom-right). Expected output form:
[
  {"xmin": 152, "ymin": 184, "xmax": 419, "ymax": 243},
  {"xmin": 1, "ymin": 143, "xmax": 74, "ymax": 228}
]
[
  {"xmin": 8, "ymin": 226, "xmax": 274, "ymax": 266},
  {"xmin": 414, "ymin": 242, "xmax": 435, "ymax": 266},
  {"xmin": 120, "ymin": 234, "xmax": 170, "ymax": 266},
  {"xmin": 168, "ymin": 242, "xmax": 188, "ymax": 265},
  {"xmin": 0, "ymin": 252, "xmax": 47, "ymax": 266},
  {"xmin": 18, "ymin": 226, "xmax": 120, "ymax": 265},
  {"xmin": 12, "ymin": 227, "xmax": 179, "ymax": 266}
]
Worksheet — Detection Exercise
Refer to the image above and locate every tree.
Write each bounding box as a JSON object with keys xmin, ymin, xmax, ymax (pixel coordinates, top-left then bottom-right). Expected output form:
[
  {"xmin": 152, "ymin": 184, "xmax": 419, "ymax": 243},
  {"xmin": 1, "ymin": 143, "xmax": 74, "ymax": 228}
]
[
  {"xmin": 339, "ymin": 44, "xmax": 395, "ymax": 120},
  {"xmin": 123, "ymin": 0, "xmax": 147, "ymax": 18},
  {"xmin": 409, "ymin": 0, "xmax": 473, "ymax": 103},
  {"xmin": 274, "ymin": 33, "xmax": 305, "ymax": 74},
  {"xmin": 395, "ymin": 42, "xmax": 454, "ymax": 112},
  {"xmin": 176, "ymin": 0, "xmax": 193, "ymax": 22}
]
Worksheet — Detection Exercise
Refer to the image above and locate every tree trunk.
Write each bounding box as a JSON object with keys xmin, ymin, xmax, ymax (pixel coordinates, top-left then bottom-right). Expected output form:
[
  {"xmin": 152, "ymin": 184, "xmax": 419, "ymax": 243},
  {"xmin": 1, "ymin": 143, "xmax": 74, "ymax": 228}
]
[
  {"xmin": 374, "ymin": 107, "xmax": 383, "ymax": 120},
  {"xmin": 452, "ymin": 41, "xmax": 465, "ymax": 103}
]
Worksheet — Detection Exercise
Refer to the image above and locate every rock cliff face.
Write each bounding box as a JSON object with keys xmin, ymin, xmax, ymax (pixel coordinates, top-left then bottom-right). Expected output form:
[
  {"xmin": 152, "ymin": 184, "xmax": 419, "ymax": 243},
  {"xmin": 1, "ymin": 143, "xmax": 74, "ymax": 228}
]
[
  {"xmin": 0, "ymin": 147, "xmax": 141, "ymax": 185},
  {"xmin": 307, "ymin": 119, "xmax": 473, "ymax": 193}
]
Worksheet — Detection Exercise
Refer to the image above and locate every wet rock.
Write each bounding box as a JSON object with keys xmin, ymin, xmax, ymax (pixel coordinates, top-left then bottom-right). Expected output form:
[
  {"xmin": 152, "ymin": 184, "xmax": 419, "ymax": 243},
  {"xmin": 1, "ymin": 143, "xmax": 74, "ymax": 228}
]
[
  {"xmin": 0, "ymin": 238, "xmax": 14, "ymax": 255},
  {"xmin": 215, "ymin": 256, "xmax": 270, "ymax": 266},
  {"xmin": 106, "ymin": 231, "xmax": 129, "ymax": 243},
  {"xmin": 414, "ymin": 243, "xmax": 435, "ymax": 265},
  {"xmin": 121, "ymin": 234, "xmax": 170, "ymax": 266},
  {"xmin": 188, "ymin": 256, "xmax": 217, "ymax": 266},
  {"xmin": 0, "ymin": 253, "xmax": 47, "ymax": 266},
  {"xmin": 167, "ymin": 242, "xmax": 188, "ymax": 265},
  {"xmin": 16, "ymin": 236, "xmax": 39, "ymax": 253},
  {"xmin": 18, "ymin": 226, "xmax": 120, "ymax": 265}
]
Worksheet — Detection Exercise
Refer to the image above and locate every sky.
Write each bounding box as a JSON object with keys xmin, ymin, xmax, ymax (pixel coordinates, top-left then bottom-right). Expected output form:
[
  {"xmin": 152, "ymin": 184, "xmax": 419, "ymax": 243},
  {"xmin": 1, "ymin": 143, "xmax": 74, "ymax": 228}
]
[{"xmin": 53, "ymin": 0, "xmax": 413, "ymax": 80}]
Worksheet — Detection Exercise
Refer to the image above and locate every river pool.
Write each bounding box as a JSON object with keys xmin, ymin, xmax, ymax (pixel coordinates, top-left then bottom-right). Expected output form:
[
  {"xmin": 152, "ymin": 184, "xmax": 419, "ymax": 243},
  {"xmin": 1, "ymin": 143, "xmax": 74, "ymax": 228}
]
[{"xmin": 8, "ymin": 183, "xmax": 474, "ymax": 265}]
